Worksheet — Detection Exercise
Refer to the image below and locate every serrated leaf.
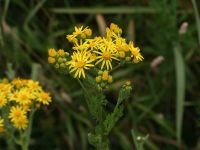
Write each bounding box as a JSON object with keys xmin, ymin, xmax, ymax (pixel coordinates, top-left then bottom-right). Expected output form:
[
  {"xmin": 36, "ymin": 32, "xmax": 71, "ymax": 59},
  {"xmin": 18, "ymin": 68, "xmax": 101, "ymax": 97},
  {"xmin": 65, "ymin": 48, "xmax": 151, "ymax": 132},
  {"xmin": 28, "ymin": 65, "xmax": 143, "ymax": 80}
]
[{"xmin": 103, "ymin": 105, "xmax": 124, "ymax": 135}]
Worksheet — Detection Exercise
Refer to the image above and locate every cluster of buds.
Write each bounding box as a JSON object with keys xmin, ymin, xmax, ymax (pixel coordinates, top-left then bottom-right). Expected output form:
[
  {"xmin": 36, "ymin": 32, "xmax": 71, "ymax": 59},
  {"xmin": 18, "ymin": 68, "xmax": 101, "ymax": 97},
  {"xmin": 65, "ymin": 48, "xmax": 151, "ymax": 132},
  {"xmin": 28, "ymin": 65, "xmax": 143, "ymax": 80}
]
[
  {"xmin": 48, "ymin": 48, "xmax": 69, "ymax": 70},
  {"xmin": 95, "ymin": 70, "xmax": 113, "ymax": 88}
]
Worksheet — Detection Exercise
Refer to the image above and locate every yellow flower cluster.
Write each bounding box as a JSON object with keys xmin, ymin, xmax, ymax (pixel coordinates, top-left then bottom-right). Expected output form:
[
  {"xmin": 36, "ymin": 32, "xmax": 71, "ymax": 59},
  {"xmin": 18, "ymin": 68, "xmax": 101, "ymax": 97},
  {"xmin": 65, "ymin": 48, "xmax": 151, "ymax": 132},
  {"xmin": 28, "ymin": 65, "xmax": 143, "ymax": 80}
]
[
  {"xmin": 48, "ymin": 23, "xmax": 143, "ymax": 85},
  {"xmin": 0, "ymin": 78, "xmax": 51, "ymax": 131}
]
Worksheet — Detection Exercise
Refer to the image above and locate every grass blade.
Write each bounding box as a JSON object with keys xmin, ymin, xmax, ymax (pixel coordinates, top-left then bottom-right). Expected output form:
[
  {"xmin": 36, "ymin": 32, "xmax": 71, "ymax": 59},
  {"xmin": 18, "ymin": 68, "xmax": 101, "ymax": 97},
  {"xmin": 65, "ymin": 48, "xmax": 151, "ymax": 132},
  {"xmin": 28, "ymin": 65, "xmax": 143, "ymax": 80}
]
[
  {"xmin": 133, "ymin": 103, "xmax": 175, "ymax": 136},
  {"xmin": 51, "ymin": 7, "xmax": 157, "ymax": 14},
  {"xmin": 131, "ymin": 129, "xmax": 140, "ymax": 150},
  {"xmin": 24, "ymin": 0, "xmax": 47, "ymax": 26},
  {"xmin": 191, "ymin": 0, "xmax": 200, "ymax": 45},
  {"xmin": 173, "ymin": 44, "xmax": 185, "ymax": 143}
]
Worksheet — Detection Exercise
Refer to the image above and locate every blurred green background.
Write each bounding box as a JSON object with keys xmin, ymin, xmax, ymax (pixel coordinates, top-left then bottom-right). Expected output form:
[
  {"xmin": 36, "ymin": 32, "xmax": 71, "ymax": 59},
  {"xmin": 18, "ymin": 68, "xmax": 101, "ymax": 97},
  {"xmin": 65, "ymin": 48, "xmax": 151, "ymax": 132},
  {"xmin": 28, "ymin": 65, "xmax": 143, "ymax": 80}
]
[{"xmin": 1, "ymin": 0, "xmax": 200, "ymax": 149}]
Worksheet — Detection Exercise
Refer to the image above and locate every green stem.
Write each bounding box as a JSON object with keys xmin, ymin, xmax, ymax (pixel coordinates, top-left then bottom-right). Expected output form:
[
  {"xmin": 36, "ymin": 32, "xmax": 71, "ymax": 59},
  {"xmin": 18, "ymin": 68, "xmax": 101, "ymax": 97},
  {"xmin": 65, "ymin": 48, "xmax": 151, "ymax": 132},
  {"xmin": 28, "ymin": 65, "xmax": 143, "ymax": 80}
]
[
  {"xmin": 77, "ymin": 79, "xmax": 90, "ymax": 110},
  {"xmin": 6, "ymin": 133, "xmax": 16, "ymax": 150},
  {"xmin": 96, "ymin": 90, "xmax": 109, "ymax": 150},
  {"xmin": 77, "ymin": 79, "xmax": 109, "ymax": 149},
  {"xmin": 19, "ymin": 108, "xmax": 35, "ymax": 150},
  {"xmin": 77, "ymin": 79, "xmax": 89, "ymax": 97},
  {"xmin": 99, "ymin": 96, "xmax": 104, "ymax": 150},
  {"xmin": 2, "ymin": 106, "xmax": 16, "ymax": 150}
]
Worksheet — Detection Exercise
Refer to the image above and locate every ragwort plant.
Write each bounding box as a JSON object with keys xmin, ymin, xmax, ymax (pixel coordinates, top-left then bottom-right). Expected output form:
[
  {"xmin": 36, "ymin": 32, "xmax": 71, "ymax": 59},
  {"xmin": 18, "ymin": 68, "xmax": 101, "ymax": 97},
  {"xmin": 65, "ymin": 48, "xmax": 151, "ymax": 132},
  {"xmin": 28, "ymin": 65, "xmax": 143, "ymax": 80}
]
[
  {"xmin": 48, "ymin": 23, "xmax": 144, "ymax": 149},
  {"xmin": 0, "ymin": 78, "xmax": 52, "ymax": 150}
]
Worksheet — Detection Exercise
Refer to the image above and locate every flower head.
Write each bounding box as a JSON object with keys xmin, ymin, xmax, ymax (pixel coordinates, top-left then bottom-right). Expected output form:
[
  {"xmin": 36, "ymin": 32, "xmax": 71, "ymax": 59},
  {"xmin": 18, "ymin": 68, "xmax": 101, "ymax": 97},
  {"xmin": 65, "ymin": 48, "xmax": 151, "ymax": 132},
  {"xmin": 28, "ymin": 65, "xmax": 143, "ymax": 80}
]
[
  {"xmin": 9, "ymin": 106, "xmax": 27, "ymax": 122},
  {"xmin": 94, "ymin": 38, "xmax": 119, "ymax": 70},
  {"xmin": 67, "ymin": 50, "xmax": 95, "ymax": 78},
  {"xmin": 48, "ymin": 48, "xmax": 57, "ymax": 57},
  {"xmin": 36, "ymin": 91, "xmax": 51, "ymax": 105},
  {"xmin": 0, "ymin": 93, "xmax": 7, "ymax": 108},
  {"xmin": 13, "ymin": 87, "xmax": 34, "ymax": 106},
  {"xmin": 66, "ymin": 26, "xmax": 92, "ymax": 43},
  {"xmin": 12, "ymin": 115, "xmax": 28, "ymax": 130},
  {"xmin": 106, "ymin": 23, "xmax": 122, "ymax": 39},
  {"xmin": 128, "ymin": 41, "xmax": 144, "ymax": 63}
]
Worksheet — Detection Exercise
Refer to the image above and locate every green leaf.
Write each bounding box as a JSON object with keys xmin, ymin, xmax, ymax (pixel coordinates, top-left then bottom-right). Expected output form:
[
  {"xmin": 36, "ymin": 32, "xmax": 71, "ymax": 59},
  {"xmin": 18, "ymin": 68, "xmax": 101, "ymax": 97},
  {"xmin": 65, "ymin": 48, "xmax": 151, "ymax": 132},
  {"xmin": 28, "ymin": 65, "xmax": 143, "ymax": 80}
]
[
  {"xmin": 103, "ymin": 105, "xmax": 124, "ymax": 135},
  {"xmin": 103, "ymin": 85, "xmax": 132, "ymax": 135},
  {"xmin": 85, "ymin": 93, "xmax": 107, "ymax": 120}
]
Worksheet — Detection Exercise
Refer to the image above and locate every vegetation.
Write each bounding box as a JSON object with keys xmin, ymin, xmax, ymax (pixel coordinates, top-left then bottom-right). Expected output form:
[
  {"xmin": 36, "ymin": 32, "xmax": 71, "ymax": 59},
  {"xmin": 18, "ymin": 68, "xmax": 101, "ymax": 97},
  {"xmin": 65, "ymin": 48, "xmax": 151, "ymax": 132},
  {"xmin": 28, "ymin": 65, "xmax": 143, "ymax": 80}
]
[{"xmin": 0, "ymin": 0, "xmax": 200, "ymax": 149}]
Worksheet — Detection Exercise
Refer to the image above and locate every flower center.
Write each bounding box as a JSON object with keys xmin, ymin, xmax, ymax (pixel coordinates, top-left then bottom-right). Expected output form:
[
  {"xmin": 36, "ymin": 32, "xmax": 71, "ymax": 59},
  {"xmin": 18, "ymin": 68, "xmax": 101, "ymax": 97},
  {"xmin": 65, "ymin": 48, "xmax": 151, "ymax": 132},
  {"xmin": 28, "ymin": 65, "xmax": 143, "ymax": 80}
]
[
  {"xmin": 20, "ymin": 93, "xmax": 28, "ymax": 100},
  {"xmin": 76, "ymin": 61, "xmax": 85, "ymax": 68},
  {"xmin": 102, "ymin": 51, "xmax": 111, "ymax": 60},
  {"xmin": 14, "ymin": 111, "xmax": 21, "ymax": 118},
  {"xmin": 40, "ymin": 93, "xmax": 48, "ymax": 100}
]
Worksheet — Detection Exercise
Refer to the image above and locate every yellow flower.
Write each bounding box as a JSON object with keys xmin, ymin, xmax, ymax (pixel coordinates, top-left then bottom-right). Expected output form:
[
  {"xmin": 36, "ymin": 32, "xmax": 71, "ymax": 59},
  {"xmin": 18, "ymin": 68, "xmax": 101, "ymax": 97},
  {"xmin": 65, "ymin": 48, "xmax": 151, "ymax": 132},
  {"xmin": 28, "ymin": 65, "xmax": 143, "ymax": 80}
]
[
  {"xmin": 12, "ymin": 115, "xmax": 28, "ymax": 130},
  {"xmin": 48, "ymin": 48, "xmax": 57, "ymax": 57},
  {"xmin": 58, "ymin": 49, "xmax": 65, "ymax": 57},
  {"xmin": 11, "ymin": 78, "xmax": 27, "ymax": 88},
  {"xmin": 115, "ymin": 37, "xmax": 129, "ymax": 52},
  {"xmin": 66, "ymin": 35, "xmax": 78, "ymax": 43},
  {"xmin": 9, "ymin": 106, "xmax": 27, "ymax": 123},
  {"xmin": 94, "ymin": 38, "xmax": 118, "ymax": 70},
  {"xmin": 48, "ymin": 57, "xmax": 56, "ymax": 64},
  {"xmin": 106, "ymin": 23, "xmax": 122, "ymax": 39},
  {"xmin": 86, "ymin": 37, "xmax": 102, "ymax": 51},
  {"xmin": 0, "ymin": 82, "xmax": 12, "ymax": 93},
  {"xmin": 13, "ymin": 88, "xmax": 34, "ymax": 105},
  {"xmin": 84, "ymin": 28, "xmax": 92, "ymax": 37},
  {"xmin": 118, "ymin": 51, "xmax": 125, "ymax": 58},
  {"xmin": 36, "ymin": 91, "xmax": 52, "ymax": 105},
  {"xmin": 27, "ymin": 80, "xmax": 41, "ymax": 91},
  {"xmin": 0, "ymin": 93, "xmax": 7, "ymax": 108},
  {"xmin": 110, "ymin": 23, "xmax": 122, "ymax": 35},
  {"xmin": 73, "ymin": 26, "xmax": 85, "ymax": 35},
  {"xmin": 66, "ymin": 26, "xmax": 92, "ymax": 43},
  {"xmin": 95, "ymin": 76, "xmax": 102, "ymax": 83},
  {"xmin": 67, "ymin": 51, "xmax": 95, "ymax": 78},
  {"xmin": 72, "ymin": 40, "xmax": 89, "ymax": 51},
  {"xmin": 128, "ymin": 41, "xmax": 144, "ymax": 62},
  {"xmin": 6, "ymin": 103, "xmax": 28, "ymax": 130},
  {"xmin": 0, "ymin": 82, "xmax": 11, "ymax": 108},
  {"xmin": 108, "ymin": 75, "xmax": 113, "ymax": 83},
  {"xmin": 102, "ymin": 70, "xmax": 109, "ymax": 81},
  {"xmin": 22, "ymin": 104, "xmax": 31, "ymax": 112}
]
